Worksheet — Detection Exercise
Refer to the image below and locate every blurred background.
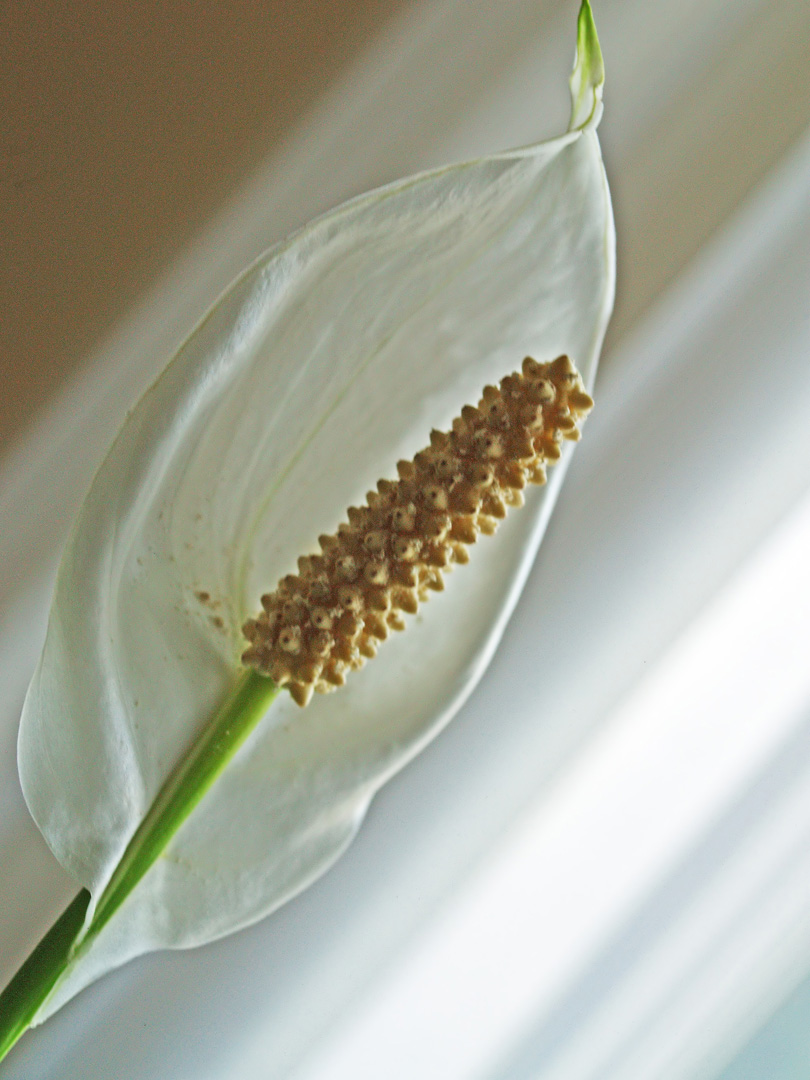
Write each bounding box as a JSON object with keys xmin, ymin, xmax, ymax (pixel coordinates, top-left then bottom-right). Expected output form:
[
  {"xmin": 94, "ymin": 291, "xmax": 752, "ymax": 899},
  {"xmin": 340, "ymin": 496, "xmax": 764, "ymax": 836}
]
[{"xmin": 2, "ymin": 1, "xmax": 810, "ymax": 1077}]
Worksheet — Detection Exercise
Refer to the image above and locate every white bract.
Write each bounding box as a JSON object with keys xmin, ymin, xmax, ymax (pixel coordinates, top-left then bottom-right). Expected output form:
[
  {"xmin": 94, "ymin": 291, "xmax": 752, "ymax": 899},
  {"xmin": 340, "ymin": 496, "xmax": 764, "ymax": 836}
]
[{"xmin": 18, "ymin": 3, "xmax": 614, "ymax": 1019}]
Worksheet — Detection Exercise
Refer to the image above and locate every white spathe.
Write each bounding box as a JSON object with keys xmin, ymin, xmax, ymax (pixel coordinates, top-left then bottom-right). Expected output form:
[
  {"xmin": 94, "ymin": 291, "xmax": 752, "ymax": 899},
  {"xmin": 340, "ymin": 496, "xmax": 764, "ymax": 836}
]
[{"xmin": 17, "ymin": 9, "xmax": 614, "ymax": 1020}]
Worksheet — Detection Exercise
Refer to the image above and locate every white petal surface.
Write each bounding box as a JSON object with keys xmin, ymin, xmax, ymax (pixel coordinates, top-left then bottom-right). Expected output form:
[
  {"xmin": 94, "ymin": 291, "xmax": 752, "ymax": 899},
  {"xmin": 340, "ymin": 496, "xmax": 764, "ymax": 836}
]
[{"xmin": 19, "ymin": 81, "xmax": 613, "ymax": 1014}]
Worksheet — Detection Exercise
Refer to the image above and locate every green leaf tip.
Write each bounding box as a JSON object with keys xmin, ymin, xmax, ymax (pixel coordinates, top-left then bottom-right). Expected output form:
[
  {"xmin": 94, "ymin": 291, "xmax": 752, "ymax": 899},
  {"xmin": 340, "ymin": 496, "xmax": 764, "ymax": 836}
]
[{"xmin": 569, "ymin": 0, "xmax": 605, "ymax": 132}]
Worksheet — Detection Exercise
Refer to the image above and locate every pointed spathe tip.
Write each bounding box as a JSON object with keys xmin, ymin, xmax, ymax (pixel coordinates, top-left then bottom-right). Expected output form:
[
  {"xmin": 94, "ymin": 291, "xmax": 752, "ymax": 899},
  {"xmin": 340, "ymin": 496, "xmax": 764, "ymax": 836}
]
[{"xmin": 569, "ymin": 0, "xmax": 605, "ymax": 131}]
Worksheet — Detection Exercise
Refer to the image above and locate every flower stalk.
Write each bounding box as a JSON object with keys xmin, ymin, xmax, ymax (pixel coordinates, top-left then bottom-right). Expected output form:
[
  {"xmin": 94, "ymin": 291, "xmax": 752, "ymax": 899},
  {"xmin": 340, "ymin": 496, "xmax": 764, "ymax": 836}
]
[
  {"xmin": 0, "ymin": 890, "xmax": 91, "ymax": 1061},
  {"xmin": 0, "ymin": 670, "xmax": 279, "ymax": 1061}
]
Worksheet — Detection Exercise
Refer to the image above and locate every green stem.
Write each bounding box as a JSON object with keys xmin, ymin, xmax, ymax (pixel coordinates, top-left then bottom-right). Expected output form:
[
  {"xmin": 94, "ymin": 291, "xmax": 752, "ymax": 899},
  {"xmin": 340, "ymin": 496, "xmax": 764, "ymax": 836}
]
[
  {"xmin": 0, "ymin": 889, "xmax": 91, "ymax": 1062},
  {"xmin": 87, "ymin": 669, "xmax": 279, "ymax": 943},
  {"xmin": 0, "ymin": 668, "xmax": 279, "ymax": 1063}
]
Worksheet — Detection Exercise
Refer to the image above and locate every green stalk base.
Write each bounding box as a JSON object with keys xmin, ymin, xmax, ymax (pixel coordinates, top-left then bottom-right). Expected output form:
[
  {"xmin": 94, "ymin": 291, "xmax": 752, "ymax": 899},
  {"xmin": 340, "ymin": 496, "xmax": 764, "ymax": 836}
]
[
  {"xmin": 0, "ymin": 668, "xmax": 279, "ymax": 1063},
  {"xmin": 0, "ymin": 889, "xmax": 90, "ymax": 1061}
]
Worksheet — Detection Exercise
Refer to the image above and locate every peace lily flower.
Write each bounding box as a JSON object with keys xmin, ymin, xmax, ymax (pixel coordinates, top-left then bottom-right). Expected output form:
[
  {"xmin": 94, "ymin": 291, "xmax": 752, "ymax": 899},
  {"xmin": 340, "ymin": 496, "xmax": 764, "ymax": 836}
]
[{"xmin": 0, "ymin": 0, "xmax": 613, "ymax": 1059}]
